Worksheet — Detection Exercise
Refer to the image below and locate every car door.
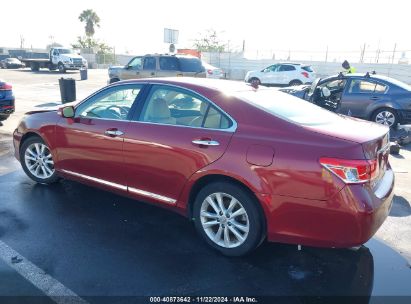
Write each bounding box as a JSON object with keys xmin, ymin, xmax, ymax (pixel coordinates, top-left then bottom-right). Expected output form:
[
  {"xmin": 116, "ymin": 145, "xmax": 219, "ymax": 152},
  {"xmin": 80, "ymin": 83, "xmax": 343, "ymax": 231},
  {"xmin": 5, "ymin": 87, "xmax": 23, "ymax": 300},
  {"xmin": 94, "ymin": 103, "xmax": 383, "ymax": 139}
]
[
  {"xmin": 123, "ymin": 84, "xmax": 235, "ymax": 205},
  {"xmin": 338, "ymin": 79, "xmax": 389, "ymax": 118},
  {"xmin": 121, "ymin": 56, "xmax": 143, "ymax": 80},
  {"xmin": 278, "ymin": 64, "xmax": 296, "ymax": 85},
  {"xmin": 55, "ymin": 84, "xmax": 145, "ymax": 191},
  {"xmin": 140, "ymin": 56, "xmax": 157, "ymax": 78},
  {"xmin": 261, "ymin": 64, "xmax": 279, "ymax": 84}
]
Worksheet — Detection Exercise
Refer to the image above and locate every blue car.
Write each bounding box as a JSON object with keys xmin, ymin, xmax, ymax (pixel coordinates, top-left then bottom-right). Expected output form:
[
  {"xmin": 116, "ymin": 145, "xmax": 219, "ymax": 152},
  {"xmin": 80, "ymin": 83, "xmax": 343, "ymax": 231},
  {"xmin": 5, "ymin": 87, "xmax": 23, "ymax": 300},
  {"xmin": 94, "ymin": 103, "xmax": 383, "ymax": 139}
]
[
  {"xmin": 280, "ymin": 73, "xmax": 411, "ymax": 128},
  {"xmin": 0, "ymin": 79, "xmax": 15, "ymax": 122}
]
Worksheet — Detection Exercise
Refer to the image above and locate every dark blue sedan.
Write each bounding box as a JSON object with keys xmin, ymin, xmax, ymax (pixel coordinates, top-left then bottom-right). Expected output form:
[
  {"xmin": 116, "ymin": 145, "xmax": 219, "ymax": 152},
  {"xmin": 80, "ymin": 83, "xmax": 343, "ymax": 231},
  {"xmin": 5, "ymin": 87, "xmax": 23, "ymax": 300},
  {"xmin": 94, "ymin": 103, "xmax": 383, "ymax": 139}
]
[
  {"xmin": 280, "ymin": 73, "xmax": 411, "ymax": 128},
  {"xmin": 0, "ymin": 79, "xmax": 15, "ymax": 122}
]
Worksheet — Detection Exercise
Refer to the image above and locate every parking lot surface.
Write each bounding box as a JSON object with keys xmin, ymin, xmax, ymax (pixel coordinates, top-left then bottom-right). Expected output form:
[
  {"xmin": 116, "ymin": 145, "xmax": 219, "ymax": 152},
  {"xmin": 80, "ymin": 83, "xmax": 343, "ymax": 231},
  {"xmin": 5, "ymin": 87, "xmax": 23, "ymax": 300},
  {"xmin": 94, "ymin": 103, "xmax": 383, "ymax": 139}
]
[{"xmin": 1, "ymin": 68, "xmax": 411, "ymax": 301}]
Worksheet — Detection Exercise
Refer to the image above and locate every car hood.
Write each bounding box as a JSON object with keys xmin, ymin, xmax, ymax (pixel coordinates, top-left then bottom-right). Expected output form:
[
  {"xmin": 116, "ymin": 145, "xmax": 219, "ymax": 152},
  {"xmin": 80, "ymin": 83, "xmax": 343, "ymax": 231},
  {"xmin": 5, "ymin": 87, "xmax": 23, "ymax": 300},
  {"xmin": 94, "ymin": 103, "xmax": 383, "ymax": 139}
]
[
  {"xmin": 62, "ymin": 54, "xmax": 84, "ymax": 60},
  {"xmin": 25, "ymin": 101, "xmax": 78, "ymax": 115},
  {"xmin": 109, "ymin": 65, "xmax": 125, "ymax": 70}
]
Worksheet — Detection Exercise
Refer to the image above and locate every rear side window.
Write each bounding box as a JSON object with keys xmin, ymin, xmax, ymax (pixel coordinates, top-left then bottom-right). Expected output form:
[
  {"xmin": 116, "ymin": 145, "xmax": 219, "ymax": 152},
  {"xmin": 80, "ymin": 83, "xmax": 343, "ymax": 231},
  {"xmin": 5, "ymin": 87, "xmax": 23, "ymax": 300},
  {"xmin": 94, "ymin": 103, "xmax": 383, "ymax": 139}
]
[
  {"xmin": 143, "ymin": 57, "xmax": 156, "ymax": 70},
  {"xmin": 279, "ymin": 65, "xmax": 296, "ymax": 72},
  {"xmin": 302, "ymin": 66, "xmax": 314, "ymax": 72},
  {"xmin": 349, "ymin": 80, "xmax": 387, "ymax": 94},
  {"xmin": 159, "ymin": 57, "xmax": 179, "ymax": 70},
  {"xmin": 236, "ymin": 89, "xmax": 338, "ymax": 126},
  {"xmin": 178, "ymin": 57, "xmax": 204, "ymax": 72}
]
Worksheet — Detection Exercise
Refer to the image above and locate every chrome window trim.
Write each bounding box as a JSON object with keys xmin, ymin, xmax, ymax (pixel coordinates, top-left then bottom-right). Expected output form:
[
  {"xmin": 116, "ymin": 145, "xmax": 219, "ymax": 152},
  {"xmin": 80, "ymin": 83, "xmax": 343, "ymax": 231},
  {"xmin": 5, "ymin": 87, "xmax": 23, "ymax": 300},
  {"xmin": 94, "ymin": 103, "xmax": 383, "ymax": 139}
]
[
  {"xmin": 61, "ymin": 169, "xmax": 127, "ymax": 191},
  {"xmin": 135, "ymin": 83, "xmax": 238, "ymax": 133},
  {"xmin": 128, "ymin": 187, "xmax": 176, "ymax": 204},
  {"xmin": 60, "ymin": 169, "xmax": 176, "ymax": 204}
]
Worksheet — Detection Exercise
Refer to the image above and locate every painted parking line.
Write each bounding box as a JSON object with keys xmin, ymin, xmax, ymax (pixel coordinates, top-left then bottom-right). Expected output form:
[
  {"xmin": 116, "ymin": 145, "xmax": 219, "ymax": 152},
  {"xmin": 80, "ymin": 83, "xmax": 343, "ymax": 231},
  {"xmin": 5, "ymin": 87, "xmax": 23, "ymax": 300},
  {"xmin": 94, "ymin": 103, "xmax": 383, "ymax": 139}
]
[{"xmin": 0, "ymin": 240, "xmax": 89, "ymax": 304}]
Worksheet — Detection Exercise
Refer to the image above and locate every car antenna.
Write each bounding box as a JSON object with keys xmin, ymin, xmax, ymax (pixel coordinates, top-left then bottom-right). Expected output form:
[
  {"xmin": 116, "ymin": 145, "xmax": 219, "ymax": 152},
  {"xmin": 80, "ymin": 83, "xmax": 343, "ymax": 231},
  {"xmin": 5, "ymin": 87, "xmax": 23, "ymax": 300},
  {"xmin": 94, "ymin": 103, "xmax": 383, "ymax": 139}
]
[
  {"xmin": 365, "ymin": 72, "xmax": 370, "ymax": 78},
  {"xmin": 372, "ymin": 70, "xmax": 377, "ymax": 75}
]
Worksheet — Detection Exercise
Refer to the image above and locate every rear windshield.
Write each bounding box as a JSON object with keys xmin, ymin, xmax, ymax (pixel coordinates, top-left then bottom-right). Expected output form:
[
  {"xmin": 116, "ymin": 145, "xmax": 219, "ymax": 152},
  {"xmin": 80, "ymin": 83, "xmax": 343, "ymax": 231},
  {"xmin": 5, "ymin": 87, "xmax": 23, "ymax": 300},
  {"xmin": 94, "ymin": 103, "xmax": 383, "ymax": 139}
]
[
  {"xmin": 235, "ymin": 89, "xmax": 337, "ymax": 126},
  {"xmin": 302, "ymin": 66, "xmax": 314, "ymax": 72},
  {"xmin": 178, "ymin": 57, "xmax": 205, "ymax": 73}
]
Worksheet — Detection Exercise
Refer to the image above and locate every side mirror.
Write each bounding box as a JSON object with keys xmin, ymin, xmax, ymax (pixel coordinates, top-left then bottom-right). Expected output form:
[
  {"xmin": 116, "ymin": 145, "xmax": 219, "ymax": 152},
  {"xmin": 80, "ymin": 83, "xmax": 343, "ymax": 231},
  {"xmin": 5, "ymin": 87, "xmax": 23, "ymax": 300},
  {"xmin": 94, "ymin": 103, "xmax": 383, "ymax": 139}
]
[
  {"xmin": 61, "ymin": 106, "xmax": 75, "ymax": 118},
  {"xmin": 124, "ymin": 65, "xmax": 130, "ymax": 69}
]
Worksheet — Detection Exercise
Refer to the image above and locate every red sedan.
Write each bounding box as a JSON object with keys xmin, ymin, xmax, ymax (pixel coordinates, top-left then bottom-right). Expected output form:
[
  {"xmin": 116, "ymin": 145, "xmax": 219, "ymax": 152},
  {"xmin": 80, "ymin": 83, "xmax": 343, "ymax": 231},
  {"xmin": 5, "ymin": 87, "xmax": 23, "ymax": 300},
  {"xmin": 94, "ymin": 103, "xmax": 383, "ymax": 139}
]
[{"xmin": 13, "ymin": 78, "xmax": 394, "ymax": 256}]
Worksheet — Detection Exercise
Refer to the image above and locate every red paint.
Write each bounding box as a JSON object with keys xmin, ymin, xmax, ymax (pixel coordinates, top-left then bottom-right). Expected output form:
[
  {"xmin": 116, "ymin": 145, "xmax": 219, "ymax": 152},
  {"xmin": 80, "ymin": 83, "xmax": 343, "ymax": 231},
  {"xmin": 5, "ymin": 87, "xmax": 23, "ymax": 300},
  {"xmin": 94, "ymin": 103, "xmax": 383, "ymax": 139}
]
[{"xmin": 13, "ymin": 78, "xmax": 394, "ymax": 248}]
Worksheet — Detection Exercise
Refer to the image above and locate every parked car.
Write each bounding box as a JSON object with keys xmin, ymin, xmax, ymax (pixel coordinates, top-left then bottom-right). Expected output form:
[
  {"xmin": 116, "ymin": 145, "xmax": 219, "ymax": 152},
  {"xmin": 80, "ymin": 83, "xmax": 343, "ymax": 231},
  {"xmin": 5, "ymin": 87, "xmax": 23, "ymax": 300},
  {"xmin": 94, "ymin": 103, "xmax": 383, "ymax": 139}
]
[
  {"xmin": 202, "ymin": 61, "xmax": 224, "ymax": 79},
  {"xmin": 245, "ymin": 63, "xmax": 315, "ymax": 86},
  {"xmin": 0, "ymin": 80, "xmax": 15, "ymax": 122},
  {"xmin": 0, "ymin": 58, "xmax": 25, "ymax": 69},
  {"xmin": 13, "ymin": 78, "xmax": 394, "ymax": 256},
  {"xmin": 108, "ymin": 54, "xmax": 206, "ymax": 83},
  {"xmin": 280, "ymin": 72, "xmax": 411, "ymax": 128}
]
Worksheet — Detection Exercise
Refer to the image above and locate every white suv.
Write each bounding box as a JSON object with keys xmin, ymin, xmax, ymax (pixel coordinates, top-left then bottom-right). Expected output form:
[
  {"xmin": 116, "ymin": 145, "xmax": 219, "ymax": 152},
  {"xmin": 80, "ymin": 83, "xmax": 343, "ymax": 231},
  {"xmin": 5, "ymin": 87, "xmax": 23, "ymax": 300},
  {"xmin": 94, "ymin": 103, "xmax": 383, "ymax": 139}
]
[{"xmin": 245, "ymin": 63, "xmax": 315, "ymax": 86}]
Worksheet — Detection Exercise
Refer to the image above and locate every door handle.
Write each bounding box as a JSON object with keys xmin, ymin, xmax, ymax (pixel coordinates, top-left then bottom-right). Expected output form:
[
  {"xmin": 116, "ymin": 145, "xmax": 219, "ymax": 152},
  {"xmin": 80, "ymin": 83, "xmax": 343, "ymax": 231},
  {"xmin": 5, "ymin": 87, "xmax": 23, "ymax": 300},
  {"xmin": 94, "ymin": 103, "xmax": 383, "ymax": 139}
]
[
  {"xmin": 105, "ymin": 129, "xmax": 124, "ymax": 137},
  {"xmin": 192, "ymin": 139, "xmax": 220, "ymax": 146},
  {"xmin": 151, "ymin": 72, "xmax": 155, "ymax": 76},
  {"xmin": 370, "ymin": 96, "xmax": 380, "ymax": 100}
]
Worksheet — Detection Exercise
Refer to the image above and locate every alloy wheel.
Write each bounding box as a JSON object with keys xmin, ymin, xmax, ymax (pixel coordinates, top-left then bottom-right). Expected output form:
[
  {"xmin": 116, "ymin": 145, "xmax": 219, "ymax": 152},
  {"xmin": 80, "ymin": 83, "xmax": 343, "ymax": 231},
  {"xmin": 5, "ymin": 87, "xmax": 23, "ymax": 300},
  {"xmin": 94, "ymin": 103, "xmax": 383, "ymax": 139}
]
[
  {"xmin": 24, "ymin": 143, "xmax": 55, "ymax": 179},
  {"xmin": 200, "ymin": 192, "xmax": 250, "ymax": 248},
  {"xmin": 375, "ymin": 110, "xmax": 395, "ymax": 127}
]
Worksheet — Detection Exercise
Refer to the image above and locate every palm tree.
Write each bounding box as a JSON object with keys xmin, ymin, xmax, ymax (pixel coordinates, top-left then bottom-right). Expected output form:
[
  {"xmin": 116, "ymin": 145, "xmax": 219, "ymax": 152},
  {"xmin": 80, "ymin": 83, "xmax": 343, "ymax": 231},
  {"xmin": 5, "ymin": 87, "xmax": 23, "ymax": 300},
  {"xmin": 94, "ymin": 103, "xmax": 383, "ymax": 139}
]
[{"xmin": 78, "ymin": 9, "xmax": 100, "ymax": 37}]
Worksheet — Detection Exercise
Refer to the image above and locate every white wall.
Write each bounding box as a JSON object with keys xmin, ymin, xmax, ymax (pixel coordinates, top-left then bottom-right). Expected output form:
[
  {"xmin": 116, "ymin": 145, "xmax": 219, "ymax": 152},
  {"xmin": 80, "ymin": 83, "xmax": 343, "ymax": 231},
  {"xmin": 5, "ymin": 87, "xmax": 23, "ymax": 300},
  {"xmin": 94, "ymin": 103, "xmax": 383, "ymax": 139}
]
[{"xmin": 202, "ymin": 52, "xmax": 411, "ymax": 84}]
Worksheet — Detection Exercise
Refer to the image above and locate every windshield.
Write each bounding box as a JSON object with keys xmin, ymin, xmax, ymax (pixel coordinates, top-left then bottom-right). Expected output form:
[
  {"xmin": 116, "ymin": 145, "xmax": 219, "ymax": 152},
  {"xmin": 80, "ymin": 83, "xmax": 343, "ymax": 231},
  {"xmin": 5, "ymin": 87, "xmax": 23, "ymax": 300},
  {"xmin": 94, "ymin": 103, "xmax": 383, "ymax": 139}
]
[
  {"xmin": 178, "ymin": 57, "xmax": 205, "ymax": 72},
  {"xmin": 235, "ymin": 88, "xmax": 338, "ymax": 126},
  {"xmin": 58, "ymin": 49, "xmax": 74, "ymax": 54}
]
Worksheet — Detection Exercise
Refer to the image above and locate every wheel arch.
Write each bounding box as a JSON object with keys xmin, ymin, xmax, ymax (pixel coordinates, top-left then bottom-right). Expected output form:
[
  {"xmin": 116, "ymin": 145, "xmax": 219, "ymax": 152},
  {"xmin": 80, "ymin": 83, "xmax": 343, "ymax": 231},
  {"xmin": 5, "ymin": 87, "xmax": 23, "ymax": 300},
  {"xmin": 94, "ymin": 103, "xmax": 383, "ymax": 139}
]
[{"xmin": 186, "ymin": 174, "xmax": 267, "ymax": 234}]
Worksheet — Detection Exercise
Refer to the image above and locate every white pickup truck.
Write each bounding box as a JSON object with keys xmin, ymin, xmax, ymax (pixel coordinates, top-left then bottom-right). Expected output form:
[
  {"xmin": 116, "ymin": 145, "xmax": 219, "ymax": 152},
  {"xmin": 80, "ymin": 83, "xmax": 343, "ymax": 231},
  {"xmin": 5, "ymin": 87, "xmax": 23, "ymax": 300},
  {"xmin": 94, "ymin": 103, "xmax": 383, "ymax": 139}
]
[{"xmin": 20, "ymin": 47, "xmax": 87, "ymax": 73}]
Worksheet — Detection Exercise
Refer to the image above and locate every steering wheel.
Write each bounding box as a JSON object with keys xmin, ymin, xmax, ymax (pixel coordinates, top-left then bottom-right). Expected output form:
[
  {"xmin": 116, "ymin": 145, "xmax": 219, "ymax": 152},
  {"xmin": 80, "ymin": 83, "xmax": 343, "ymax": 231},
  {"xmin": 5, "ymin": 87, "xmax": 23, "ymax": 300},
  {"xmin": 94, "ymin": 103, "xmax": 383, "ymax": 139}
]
[{"xmin": 106, "ymin": 105, "xmax": 129, "ymax": 118}]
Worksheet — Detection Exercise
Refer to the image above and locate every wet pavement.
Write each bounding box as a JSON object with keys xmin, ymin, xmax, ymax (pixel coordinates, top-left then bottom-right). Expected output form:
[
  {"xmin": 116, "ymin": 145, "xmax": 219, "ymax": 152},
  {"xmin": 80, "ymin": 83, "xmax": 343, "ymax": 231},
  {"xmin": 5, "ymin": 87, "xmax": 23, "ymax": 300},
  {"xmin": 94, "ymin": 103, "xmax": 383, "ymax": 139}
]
[{"xmin": 0, "ymin": 167, "xmax": 411, "ymax": 303}]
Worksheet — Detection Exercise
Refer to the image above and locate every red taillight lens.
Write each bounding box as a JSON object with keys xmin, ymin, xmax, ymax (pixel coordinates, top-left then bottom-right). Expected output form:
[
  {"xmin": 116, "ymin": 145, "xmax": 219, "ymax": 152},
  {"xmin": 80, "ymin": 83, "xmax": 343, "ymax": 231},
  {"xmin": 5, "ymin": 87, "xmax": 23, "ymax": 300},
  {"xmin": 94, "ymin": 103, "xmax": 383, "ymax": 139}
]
[
  {"xmin": 320, "ymin": 157, "xmax": 379, "ymax": 184},
  {"xmin": 301, "ymin": 72, "xmax": 309, "ymax": 78},
  {"xmin": 0, "ymin": 83, "xmax": 12, "ymax": 90},
  {"xmin": 207, "ymin": 69, "xmax": 213, "ymax": 75}
]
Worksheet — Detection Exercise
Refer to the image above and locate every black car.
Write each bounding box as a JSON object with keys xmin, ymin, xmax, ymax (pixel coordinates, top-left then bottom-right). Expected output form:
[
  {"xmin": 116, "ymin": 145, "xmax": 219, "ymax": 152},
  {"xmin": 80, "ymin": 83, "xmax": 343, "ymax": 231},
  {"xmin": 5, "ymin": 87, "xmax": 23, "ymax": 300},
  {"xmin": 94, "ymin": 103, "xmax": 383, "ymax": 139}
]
[
  {"xmin": 280, "ymin": 73, "xmax": 411, "ymax": 127},
  {"xmin": 0, "ymin": 58, "xmax": 25, "ymax": 69},
  {"xmin": 0, "ymin": 80, "xmax": 15, "ymax": 122}
]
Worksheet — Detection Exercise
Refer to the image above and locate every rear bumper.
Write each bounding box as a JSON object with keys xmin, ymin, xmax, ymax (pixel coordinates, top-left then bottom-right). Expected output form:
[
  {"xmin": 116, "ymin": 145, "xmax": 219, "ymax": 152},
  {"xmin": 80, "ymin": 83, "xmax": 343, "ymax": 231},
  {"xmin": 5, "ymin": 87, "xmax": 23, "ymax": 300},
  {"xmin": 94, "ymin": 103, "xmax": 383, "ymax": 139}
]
[
  {"xmin": 0, "ymin": 95, "xmax": 15, "ymax": 115},
  {"xmin": 260, "ymin": 168, "xmax": 394, "ymax": 248}
]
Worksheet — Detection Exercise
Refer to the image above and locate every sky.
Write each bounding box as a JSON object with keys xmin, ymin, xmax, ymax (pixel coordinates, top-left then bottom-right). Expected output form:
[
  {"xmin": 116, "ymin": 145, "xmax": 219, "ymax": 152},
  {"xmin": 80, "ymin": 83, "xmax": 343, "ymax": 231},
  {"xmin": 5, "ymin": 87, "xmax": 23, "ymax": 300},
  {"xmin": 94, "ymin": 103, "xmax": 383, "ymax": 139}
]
[{"xmin": 1, "ymin": 0, "xmax": 410, "ymax": 60}]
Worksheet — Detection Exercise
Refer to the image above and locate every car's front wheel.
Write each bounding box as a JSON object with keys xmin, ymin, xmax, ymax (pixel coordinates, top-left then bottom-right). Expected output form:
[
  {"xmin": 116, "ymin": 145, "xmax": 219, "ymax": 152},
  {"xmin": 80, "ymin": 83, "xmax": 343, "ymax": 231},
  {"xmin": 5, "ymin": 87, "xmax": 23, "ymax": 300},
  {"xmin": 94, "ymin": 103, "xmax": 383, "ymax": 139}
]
[
  {"xmin": 371, "ymin": 108, "xmax": 398, "ymax": 128},
  {"xmin": 249, "ymin": 77, "xmax": 261, "ymax": 86},
  {"xmin": 193, "ymin": 182, "xmax": 264, "ymax": 256},
  {"xmin": 20, "ymin": 136, "xmax": 59, "ymax": 184}
]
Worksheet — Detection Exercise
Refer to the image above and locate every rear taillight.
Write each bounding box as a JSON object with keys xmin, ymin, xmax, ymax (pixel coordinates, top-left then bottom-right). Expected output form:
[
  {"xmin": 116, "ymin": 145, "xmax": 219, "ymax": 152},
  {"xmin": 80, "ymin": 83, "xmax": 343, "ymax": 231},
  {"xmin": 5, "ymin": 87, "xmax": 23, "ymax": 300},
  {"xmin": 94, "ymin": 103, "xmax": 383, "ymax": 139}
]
[
  {"xmin": 207, "ymin": 69, "xmax": 213, "ymax": 75},
  {"xmin": 0, "ymin": 83, "xmax": 12, "ymax": 90},
  {"xmin": 320, "ymin": 157, "xmax": 379, "ymax": 184},
  {"xmin": 301, "ymin": 72, "xmax": 309, "ymax": 78}
]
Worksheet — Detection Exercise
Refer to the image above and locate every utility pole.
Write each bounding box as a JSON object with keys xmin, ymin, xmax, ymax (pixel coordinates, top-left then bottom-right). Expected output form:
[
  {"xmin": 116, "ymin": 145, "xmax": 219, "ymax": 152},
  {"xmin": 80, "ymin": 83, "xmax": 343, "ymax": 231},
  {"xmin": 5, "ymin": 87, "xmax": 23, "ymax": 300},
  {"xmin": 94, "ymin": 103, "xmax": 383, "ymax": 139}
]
[
  {"xmin": 392, "ymin": 43, "xmax": 397, "ymax": 64},
  {"xmin": 325, "ymin": 45, "xmax": 328, "ymax": 63},
  {"xmin": 360, "ymin": 43, "xmax": 366, "ymax": 63},
  {"xmin": 20, "ymin": 35, "xmax": 25, "ymax": 49}
]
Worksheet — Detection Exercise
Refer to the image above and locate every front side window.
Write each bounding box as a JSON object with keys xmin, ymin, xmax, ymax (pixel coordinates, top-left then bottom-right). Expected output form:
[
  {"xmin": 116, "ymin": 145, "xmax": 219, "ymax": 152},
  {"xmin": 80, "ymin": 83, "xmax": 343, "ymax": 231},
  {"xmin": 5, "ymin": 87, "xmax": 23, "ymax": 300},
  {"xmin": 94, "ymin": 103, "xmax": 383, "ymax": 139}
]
[
  {"xmin": 143, "ymin": 57, "xmax": 156, "ymax": 70},
  {"xmin": 128, "ymin": 57, "xmax": 142, "ymax": 70},
  {"xmin": 139, "ymin": 86, "xmax": 232, "ymax": 129},
  {"xmin": 76, "ymin": 85, "xmax": 142, "ymax": 120},
  {"xmin": 348, "ymin": 80, "xmax": 387, "ymax": 94},
  {"xmin": 264, "ymin": 65, "xmax": 279, "ymax": 72}
]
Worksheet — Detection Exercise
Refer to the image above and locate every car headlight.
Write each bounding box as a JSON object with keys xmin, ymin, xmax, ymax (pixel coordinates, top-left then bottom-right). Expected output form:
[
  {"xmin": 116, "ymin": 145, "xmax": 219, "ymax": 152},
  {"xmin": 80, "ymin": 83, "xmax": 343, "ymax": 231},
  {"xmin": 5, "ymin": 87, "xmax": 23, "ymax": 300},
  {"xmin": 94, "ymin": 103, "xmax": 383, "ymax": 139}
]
[{"xmin": 63, "ymin": 60, "xmax": 71, "ymax": 64}]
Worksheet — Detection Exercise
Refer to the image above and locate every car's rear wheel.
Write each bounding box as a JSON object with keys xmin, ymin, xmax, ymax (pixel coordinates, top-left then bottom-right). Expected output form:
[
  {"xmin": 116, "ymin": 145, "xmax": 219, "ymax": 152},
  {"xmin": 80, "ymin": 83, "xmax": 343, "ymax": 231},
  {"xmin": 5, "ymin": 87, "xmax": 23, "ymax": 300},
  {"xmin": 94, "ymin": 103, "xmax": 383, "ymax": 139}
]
[
  {"xmin": 193, "ymin": 182, "xmax": 264, "ymax": 256},
  {"xmin": 0, "ymin": 114, "xmax": 10, "ymax": 121},
  {"xmin": 371, "ymin": 108, "xmax": 398, "ymax": 128},
  {"xmin": 289, "ymin": 79, "xmax": 303, "ymax": 86},
  {"xmin": 20, "ymin": 136, "xmax": 59, "ymax": 184}
]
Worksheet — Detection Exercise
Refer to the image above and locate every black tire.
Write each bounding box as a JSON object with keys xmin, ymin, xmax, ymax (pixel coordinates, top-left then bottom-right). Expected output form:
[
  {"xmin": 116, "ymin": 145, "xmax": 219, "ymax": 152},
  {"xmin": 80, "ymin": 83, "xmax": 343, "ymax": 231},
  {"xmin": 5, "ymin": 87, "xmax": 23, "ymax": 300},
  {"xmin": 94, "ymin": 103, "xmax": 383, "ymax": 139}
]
[
  {"xmin": 58, "ymin": 63, "xmax": 66, "ymax": 73},
  {"xmin": 0, "ymin": 114, "xmax": 10, "ymax": 121},
  {"xmin": 192, "ymin": 182, "xmax": 264, "ymax": 256},
  {"xmin": 249, "ymin": 77, "xmax": 261, "ymax": 86},
  {"xmin": 109, "ymin": 78, "xmax": 120, "ymax": 84},
  {"xmin": 49, "ymin": 65, "xmax": 57, "ymax": 71},
  {"xmin": 30, "ymin": 63, "xmax": 40, "ymax": 72},
  {"xmin": 371, "ymin": 107, "xmax": 398, "ymax": 128},
  {"xmin": 20, "ymin": 136, "xmax": 59, "ymax": 184},
  {"xmin": 289, "ymin": 79, "xmax": 303, "ymax": 86}
]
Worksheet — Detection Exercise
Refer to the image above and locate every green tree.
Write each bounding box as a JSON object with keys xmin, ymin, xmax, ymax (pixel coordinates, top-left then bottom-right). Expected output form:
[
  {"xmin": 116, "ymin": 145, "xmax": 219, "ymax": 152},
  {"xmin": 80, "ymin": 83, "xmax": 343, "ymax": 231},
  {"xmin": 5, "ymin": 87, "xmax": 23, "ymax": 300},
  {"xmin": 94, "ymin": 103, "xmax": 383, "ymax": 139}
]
[
  {"xmin": 193, "ymin": 29, "xmax": 226, "ymax": 52},
  {"xmin": 78, "ymin": 9, "xmax": 100, "ymax": 37}
]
